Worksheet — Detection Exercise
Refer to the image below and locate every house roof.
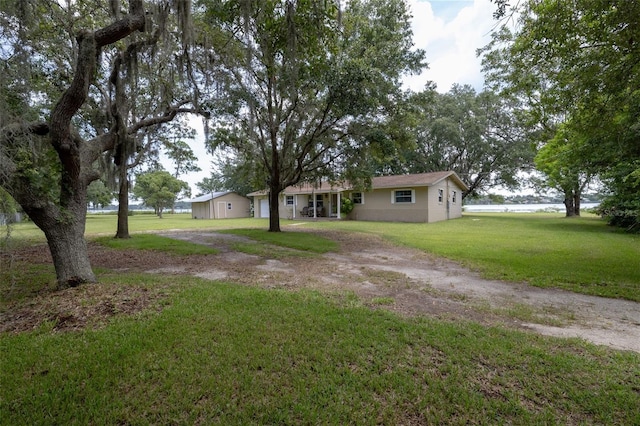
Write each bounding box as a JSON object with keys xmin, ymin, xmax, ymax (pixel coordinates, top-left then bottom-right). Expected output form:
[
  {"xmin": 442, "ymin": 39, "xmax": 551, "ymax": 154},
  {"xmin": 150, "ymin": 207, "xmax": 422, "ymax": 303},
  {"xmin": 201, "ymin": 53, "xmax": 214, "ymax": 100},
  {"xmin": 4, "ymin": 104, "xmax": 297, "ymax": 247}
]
[
  {"xmin": 247, "ymin": 171, "xmax": 468, "ymax": 196},
  {"xmin": 188, "ymin": 191, "xmax": 232, "ymax": 203},
  {"xmin": 370, "ymin": 171, "xmax": 469, "ymax": 191},
  {"xmin": 247, "ymin": 182, "xmax": 348, "ymax": 197}
]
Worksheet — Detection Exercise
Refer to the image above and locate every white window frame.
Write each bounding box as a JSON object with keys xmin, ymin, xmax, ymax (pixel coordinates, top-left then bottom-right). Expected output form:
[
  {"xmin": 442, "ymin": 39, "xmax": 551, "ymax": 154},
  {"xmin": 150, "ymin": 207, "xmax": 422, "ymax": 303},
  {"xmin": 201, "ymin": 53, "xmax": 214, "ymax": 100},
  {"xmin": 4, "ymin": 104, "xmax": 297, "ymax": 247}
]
[
  {"xmin": 452, "ymin": 190, "xmax": 457, "ymax": 204},
  {"xmin": 391, "ymin": 189, "xmax": 415, "ymax": 204},
  {"xmin": 352, "ymin": 192, "xmax": 364, "ymax": 205},
  {"xmin": 438, "ymin": 189, "xmax": 444, "ymax": 204},
  {"xmin": 227, "ymin": 202, "xmax": 232, "ymax": 210},
  {"xmin": 285, "ymin": 195, "xmax": 294, "ymax": 206}
]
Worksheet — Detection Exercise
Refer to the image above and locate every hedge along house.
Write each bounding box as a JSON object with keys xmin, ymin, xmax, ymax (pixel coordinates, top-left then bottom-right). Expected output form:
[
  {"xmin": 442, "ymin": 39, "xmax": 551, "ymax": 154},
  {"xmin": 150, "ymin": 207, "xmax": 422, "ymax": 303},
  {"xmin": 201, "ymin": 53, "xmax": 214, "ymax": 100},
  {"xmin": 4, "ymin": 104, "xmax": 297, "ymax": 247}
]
[
  {"xmin": 248, "ymin": 171, "xmax": 469, "ymax": 223},
  {"xmin": 189, "ymin": 192, "xmax": 251, "ymax": 219}
]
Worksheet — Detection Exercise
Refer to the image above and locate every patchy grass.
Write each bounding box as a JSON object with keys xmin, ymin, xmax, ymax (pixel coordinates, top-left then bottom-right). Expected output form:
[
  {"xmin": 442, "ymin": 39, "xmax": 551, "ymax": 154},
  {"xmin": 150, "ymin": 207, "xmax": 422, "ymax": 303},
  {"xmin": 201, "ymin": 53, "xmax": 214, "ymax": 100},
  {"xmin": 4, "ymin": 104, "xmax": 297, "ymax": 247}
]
[
  {"xmin": 221, "ymin": 228, "xmax": 338, "ymax": 253},
  {"xmin": 2, "ymin": 277, "xmax": 639, "ymax": 425},
  {"xmin": 303, "ymin": 214, "xmax": 640, "ymax": 301},
  {"xmin": 93, "ymin": 234, "xmax": 219, "ymax": 256},
  {"xmin": 230, "ymin": 241, "xmax": 316, "ymax": 259},
  {"xmin": 370, "ymin": 296, "xmax": 395, "ymax": 305},
  {"xmin": 4, "ymin": 213, "xmax": 639, "ymax": 301}
]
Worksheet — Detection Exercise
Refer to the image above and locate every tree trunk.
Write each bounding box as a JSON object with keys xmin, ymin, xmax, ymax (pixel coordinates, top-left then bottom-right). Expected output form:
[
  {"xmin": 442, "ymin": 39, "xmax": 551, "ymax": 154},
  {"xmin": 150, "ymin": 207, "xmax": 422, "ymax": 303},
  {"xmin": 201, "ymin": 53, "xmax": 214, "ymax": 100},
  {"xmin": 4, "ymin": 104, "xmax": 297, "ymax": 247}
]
[
  {"xmin": 268, "ymin": 187, "xmax": 281, "ymax": 232},
  {"xmin": 574, "ymin": 192, "xmax": 581, "ymax": 216},
  {"xmin": 23, "ymin": 200, "xmax": 96, "ymax": 288},
  {"xmin": 115, "ymin": 177, "xmax": 130, "ymax": 238},
  {"xmin": 563, "ymin": 192, "xmax": 576, "ymax": 217},
  {"xmin": 44, "ymin": 220, "xmax": 96, "ymax": 288}
]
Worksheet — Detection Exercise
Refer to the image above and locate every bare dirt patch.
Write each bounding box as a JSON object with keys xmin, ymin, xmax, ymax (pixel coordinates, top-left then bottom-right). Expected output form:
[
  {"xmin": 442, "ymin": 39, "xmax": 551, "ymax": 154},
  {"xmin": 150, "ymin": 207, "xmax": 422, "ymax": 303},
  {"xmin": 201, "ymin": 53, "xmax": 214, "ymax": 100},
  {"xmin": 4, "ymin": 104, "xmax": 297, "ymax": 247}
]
[{"xmin": 2, "ymin": 229, "xmax": 639, "ymax": 353}]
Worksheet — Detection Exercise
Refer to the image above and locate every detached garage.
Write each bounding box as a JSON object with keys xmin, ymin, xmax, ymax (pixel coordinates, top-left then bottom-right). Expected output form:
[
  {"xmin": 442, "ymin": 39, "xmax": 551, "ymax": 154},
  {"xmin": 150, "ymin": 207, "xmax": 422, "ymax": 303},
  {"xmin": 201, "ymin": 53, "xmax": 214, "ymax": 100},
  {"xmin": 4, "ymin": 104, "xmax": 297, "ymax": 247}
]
[{"xmin": 189, "ymin": 192, "xmax": 251, "ymax": 219}]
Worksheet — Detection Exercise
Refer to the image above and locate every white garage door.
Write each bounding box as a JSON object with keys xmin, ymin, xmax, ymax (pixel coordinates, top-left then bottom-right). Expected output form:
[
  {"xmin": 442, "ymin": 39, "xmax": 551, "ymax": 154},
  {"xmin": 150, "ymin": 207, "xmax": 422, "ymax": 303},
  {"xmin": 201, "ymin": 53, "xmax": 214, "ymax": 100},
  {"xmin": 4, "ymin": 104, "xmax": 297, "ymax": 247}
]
[{"xmin": 260, "ymin": 199, "xmax": 269, "ymax": 218}]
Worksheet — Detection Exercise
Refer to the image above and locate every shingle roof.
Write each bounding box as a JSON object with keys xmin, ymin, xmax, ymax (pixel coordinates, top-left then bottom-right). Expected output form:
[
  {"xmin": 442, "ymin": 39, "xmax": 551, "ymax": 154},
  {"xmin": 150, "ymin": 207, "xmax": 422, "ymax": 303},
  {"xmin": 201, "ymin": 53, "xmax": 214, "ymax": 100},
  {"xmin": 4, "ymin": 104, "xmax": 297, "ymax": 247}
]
[{"xmin": 370, "ymin": 171, "xmax": 467, "ymax": 190}]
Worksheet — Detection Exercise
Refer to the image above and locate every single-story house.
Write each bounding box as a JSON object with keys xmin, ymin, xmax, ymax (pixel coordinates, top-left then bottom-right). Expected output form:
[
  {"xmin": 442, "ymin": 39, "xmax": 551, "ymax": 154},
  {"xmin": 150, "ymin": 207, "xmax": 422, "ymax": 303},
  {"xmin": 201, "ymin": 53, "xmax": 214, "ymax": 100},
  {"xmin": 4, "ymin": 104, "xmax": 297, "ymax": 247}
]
[
  {"xmin": 247, "ymin": 171, "xmax": 468, "ymax": 223},
  {"xmin": 189, "ymin": 191, "xmax": 251, "ymax": 219}
]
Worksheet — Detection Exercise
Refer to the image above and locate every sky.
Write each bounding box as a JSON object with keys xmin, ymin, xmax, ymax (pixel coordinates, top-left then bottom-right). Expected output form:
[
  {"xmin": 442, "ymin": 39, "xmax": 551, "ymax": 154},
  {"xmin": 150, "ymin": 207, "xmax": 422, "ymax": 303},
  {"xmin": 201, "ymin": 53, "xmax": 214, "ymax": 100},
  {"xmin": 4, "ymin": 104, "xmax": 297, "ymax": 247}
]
[{"xmin": 174, "ymin": 0, "xmax": 500, "ymax": 196}]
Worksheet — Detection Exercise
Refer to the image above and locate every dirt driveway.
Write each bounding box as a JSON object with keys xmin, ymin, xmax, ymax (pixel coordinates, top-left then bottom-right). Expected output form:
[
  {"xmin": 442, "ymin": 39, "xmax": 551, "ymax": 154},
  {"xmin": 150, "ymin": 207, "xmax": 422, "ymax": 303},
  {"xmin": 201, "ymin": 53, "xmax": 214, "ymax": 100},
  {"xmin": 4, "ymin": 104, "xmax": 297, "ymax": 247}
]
[
  {"xmin": 3, "ymin": 228, "xmax": 639, "ymax": 353},
  {"xmin": 150, "ymin": 228, "xmax": 639, "ymax": 354}
]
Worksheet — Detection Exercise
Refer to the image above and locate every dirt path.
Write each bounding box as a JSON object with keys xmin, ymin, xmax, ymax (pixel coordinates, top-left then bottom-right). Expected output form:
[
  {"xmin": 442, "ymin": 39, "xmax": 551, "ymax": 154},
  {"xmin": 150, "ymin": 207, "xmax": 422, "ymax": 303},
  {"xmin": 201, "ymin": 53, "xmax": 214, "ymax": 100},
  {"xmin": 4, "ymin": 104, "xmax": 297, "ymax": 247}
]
[
  {"xmin": 3, "ymin": 229, "xmax": 638, "ymax": 353},
  {"xmin": 156, "ymin": 229, "xmax": 640, "ymax": 353}
]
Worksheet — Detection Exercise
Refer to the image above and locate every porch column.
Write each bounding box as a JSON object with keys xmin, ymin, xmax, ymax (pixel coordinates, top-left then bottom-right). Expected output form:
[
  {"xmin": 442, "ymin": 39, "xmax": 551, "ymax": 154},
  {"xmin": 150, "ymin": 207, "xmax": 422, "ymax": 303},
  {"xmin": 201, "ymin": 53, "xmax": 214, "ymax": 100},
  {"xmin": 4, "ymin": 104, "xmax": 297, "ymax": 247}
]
[
  {"xmin": 337, "ymin": 192, "xmax": 341, "ymax": 219},
  {"xmin": 312, "ymin": 191, "xmax": 317, "ymax": 218}
]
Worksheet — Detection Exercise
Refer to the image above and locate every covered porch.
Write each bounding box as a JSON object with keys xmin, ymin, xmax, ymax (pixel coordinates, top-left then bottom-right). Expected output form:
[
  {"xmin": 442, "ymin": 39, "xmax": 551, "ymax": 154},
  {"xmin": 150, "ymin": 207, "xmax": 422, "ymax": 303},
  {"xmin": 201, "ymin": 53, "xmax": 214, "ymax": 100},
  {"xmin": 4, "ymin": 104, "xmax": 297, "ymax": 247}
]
[{"xmin": 288, "ymin": 190, "xmax": 345, "ymax": 219}]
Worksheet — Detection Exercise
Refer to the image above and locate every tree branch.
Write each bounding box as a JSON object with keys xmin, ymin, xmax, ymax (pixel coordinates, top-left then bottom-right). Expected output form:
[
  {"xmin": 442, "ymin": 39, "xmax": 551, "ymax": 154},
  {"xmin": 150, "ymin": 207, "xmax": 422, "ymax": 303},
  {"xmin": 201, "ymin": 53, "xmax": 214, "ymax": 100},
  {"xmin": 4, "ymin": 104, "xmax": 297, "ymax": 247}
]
[{"xmin": 126, "ymin": 106, "xmax": 203, "ymax": 134}]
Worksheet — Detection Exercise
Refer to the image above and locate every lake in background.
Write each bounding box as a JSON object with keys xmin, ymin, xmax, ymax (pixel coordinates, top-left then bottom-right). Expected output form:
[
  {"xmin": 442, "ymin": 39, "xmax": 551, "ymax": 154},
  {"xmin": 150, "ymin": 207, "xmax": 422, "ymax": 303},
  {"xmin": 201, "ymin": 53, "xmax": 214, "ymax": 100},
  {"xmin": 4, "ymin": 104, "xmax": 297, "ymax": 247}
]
[{"xmin": 463, "ymin": 203, "xmax": 600, "ymax": 213}]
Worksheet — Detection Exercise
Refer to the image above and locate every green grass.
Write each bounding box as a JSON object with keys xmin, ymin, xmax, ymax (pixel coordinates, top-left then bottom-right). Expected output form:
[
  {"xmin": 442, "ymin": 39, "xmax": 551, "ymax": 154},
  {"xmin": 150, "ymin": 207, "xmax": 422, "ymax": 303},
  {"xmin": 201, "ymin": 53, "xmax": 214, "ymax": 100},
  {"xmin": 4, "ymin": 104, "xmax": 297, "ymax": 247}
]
[
  {"xmin": 94, "ymin": 234, "xmax": 219, "ymax": 255},
  {"xmin": 2, "ymin": 213, "xmax": 640, "ymax": 423},
  {"xmin": 2, "ymin": 213, "xmax": 268, "ymax": 243},
  {"xmin": 3, "ymin": 212, "xmax": 639, "ymax": 300},
  {"xmin": 221, "ymin": 228, "xmax": 338, "ymax": 253},
  {"xmin": 301, "ymin": 213, "xmax": 640, "ymax": 301},
  {"xmin": 2, "ymin": 276, "xmax": 639, "ymax": 425}
]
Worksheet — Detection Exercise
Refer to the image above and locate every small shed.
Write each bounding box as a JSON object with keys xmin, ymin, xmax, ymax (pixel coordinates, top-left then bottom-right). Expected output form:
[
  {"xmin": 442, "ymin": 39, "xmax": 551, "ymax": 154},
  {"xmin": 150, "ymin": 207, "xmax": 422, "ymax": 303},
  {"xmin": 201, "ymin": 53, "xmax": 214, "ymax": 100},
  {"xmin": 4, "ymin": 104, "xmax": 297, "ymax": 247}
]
[{"xmin": 189, "ymin": 192, "xmax": 251, "ymax": 219}]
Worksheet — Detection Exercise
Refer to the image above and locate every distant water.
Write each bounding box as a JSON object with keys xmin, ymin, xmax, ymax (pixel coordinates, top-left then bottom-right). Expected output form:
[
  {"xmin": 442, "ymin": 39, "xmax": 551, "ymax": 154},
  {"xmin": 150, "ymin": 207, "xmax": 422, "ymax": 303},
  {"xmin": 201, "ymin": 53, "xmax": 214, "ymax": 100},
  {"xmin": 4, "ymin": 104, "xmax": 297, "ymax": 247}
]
[
  {"xmin": 463, "ymin": 203, "xmax": 600, "ymax": 213},
  {"xmin": 87, "ymin": 208, "xmax": 192, "ymax": 214}
]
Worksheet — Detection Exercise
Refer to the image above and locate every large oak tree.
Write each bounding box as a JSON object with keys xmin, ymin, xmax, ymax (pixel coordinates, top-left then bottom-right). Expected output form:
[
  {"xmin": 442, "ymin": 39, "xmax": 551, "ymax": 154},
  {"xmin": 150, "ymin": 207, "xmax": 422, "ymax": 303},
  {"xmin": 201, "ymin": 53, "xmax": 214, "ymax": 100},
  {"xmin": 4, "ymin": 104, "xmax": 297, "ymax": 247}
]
[
  {"xmin": 202, "ymin": 0, "xmax": 425, "ymax": 231},
  {"xmin": 374, "ymin": 85, "xmax": 534, "ymax": 198},
  {"xmin": 0, "ymin": 0, "xmax": 203, "ymax": 287}
]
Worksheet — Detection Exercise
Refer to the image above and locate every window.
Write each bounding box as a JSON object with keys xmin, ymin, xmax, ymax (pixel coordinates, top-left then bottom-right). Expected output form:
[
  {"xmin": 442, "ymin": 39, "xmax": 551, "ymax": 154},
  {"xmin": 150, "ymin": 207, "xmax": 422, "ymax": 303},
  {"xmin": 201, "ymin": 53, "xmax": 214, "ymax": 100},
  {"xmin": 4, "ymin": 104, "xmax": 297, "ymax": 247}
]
[
  {"xmin": 438, "ymin": 189, "xmax": 444, "ymax": 203},
  {"xmin": 286, "ymin": 195, "xmax": 294, "ymax": 206},
  {"xmin": 394, "ymin": 189, "xmax": 414, "ymax": 203},
  {"xmin": 227, "ymin": 202, "xmax": 232, "ymax": 210},
  {"xmin": 452, "ymin": 191, "xmax": 457, "ymax": 204},
  {"xmin": 352, "ymin": 192, "xmax": 363, "ymax": 204},
  {"xmin": 309, "ymin": 194, "xmax": 323, "ymax": 207}
]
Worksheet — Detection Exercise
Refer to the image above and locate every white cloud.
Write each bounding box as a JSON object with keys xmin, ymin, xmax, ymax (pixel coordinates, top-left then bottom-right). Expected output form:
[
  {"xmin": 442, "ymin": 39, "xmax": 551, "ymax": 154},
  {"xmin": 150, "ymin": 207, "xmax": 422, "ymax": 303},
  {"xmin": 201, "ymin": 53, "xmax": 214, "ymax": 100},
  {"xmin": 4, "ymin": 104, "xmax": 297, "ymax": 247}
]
[{"xmin": 404, "ymin": 0, "xmax": 497, "ymax": 93}]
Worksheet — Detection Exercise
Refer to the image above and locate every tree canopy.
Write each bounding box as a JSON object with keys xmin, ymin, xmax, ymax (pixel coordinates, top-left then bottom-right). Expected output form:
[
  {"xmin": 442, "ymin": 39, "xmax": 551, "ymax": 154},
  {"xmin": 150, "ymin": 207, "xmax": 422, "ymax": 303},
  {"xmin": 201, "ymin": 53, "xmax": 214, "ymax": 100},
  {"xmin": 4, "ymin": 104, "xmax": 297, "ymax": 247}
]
[
  {"xmin": 0, "ymin": 0, "xmax": 207, "ymax": 286},
  {"xmin": 133, "ymin": 170, "xmax": 189, "ymax": 218},
  {"xmin": 201, "ymin": 0, "xmax": 425, "ymax": 231},
  {"xmin": 482, "ymin": 0, "xmax": 640, "ymax": 230},
  {"xmin": 371, "ymin": 85, "xmax": 534, "ymax": 198}
]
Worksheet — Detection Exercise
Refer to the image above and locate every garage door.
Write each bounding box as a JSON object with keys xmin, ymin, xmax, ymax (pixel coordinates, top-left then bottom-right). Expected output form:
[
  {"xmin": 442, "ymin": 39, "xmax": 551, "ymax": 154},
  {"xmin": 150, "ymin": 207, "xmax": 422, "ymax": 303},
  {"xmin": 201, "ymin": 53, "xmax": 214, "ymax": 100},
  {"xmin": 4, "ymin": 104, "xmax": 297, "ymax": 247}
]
[{"xmin": 260, "ymin": 199, "xmax": 269, "ymax": 218}]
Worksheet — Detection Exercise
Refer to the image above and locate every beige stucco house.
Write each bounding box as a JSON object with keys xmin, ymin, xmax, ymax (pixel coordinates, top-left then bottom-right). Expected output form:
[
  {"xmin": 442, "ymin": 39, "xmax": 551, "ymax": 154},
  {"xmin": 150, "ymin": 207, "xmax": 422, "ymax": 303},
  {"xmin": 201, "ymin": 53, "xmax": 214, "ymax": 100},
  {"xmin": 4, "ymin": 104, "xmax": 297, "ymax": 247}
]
[
  {"xmin": 248, "ymin": 171, "xmax": 468, "ymax": 223},
  {"xmin": 189, "ymin": 192, "xmax": 251, "ymax": 219}
]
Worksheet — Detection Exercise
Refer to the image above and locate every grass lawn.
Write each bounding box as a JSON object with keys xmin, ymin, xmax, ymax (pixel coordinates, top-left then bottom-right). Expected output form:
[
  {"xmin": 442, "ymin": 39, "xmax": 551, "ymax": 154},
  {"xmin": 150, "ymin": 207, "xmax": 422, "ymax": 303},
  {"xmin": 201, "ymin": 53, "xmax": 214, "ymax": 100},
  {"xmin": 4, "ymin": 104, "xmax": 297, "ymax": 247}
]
[
  {"xmin": 302, "ymin": 213, "xmax": 640, "ymax": 301},
  {"xmin": 4, "ymin": 212, "xmax": 639, "ymax": 300},
  {"xmin": 2, "ymin": 212, "xmax": 640, "ymax": 423},
  {"xmin": 2, "ymin": 274, "xmax": 639, "ymax": 425}
]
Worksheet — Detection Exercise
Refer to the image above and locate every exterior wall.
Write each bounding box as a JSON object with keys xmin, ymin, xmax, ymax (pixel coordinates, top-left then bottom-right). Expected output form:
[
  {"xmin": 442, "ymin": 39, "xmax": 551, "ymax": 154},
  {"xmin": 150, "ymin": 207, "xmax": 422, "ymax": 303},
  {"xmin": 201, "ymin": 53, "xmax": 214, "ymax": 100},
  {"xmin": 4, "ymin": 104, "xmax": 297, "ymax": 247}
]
[
  {"xmin": 191, "ymin": 201, "xmax": 212, "ymax": 219},
  {"xmin": 350, "ymin": 187, "xmax": 430, "ymax": 223},
  {"xmin": 448, "ymin": 181, "xmax": 464, "ymax": 219},
  {"xmin": 427, "ymin": 179, "xmax": 464, "ymax": 221},
  {"xmin": 192, "ymin": 193, "xmax": 251, "ymax": 219},
  {"xmin": 427, "ymin": 184, "xmax": 447, "ymax": 223},
  {"xmin": 349, "ymin": 178, "xmax": 465, "ymax": 223},
  {"xmin": 216, "ymin": 193, "xmax": 251, "ymax": 219}
]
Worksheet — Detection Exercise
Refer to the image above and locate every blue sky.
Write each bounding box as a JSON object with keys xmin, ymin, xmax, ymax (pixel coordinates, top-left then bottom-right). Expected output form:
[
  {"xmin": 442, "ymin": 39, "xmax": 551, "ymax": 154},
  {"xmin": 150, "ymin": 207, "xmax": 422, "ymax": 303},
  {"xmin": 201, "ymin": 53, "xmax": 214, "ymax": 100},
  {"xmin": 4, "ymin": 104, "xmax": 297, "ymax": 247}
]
[{"xmin": 428, "ymin": 0, "xmax": 474, "ymax": 21}]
